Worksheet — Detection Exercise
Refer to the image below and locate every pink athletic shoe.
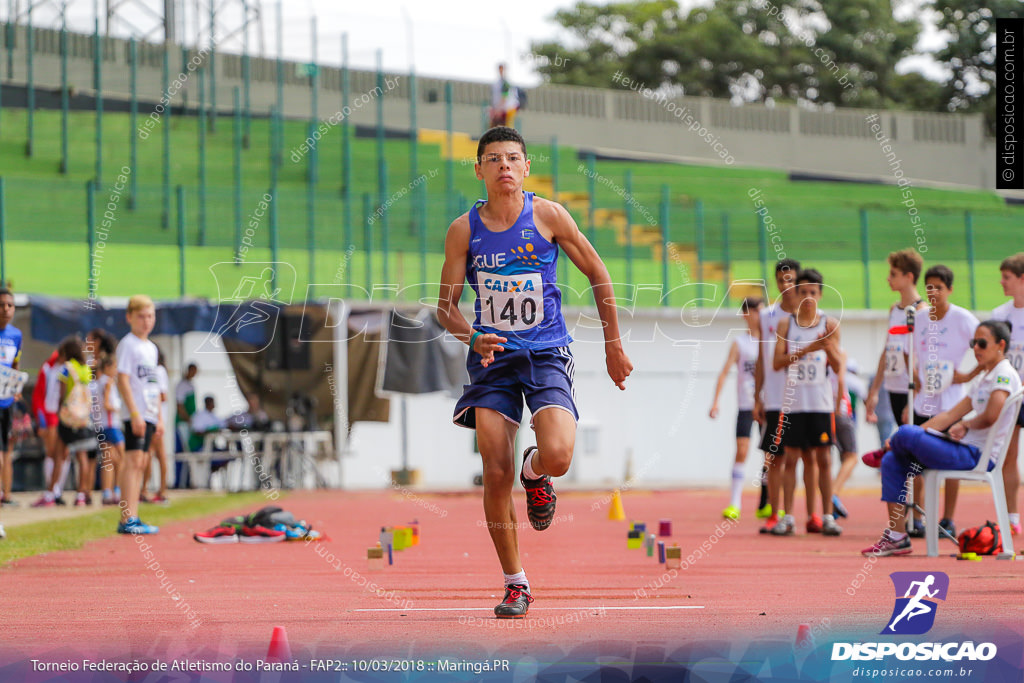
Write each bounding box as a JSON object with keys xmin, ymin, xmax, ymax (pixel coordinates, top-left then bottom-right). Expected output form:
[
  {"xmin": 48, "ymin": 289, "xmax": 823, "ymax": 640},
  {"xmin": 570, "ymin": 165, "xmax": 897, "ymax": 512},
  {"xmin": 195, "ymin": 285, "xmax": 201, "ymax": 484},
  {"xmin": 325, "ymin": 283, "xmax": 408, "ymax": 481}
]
[{"xmin": 861, "ymin": 448, "xmax": 886, "ymax": 469}]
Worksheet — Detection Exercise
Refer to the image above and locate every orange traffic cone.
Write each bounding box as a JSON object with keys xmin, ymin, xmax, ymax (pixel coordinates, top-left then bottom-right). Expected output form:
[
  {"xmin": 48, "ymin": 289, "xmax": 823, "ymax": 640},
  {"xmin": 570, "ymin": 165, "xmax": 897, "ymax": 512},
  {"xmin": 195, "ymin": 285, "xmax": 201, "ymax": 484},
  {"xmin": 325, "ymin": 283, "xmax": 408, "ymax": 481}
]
[
  {"xmin": 608, "ymin": 489, "xmax": 625, "ymax": 521},
  {"xmin": 267, "ymin": 626, "xmax": 292, "ymax": 662}
]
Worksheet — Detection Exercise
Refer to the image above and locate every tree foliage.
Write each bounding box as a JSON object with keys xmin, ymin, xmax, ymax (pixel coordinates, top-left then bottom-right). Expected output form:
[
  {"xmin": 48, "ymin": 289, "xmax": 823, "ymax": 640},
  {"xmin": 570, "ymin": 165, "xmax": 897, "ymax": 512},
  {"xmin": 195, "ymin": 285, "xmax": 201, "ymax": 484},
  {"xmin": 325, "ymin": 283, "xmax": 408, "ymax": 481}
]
[{"xmin": 529, "ymin": 0, "xmax": 1020, "ymax": 120}]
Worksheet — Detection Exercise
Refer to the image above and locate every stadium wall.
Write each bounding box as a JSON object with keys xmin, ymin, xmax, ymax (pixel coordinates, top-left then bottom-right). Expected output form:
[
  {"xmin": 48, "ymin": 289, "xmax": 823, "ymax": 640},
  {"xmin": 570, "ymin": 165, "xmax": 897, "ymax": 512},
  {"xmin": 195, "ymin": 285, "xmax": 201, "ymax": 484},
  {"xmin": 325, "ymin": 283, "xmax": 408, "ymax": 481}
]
[{"xmin": 0, "ymin": 24, "xmax": 997, "ymax": 190}]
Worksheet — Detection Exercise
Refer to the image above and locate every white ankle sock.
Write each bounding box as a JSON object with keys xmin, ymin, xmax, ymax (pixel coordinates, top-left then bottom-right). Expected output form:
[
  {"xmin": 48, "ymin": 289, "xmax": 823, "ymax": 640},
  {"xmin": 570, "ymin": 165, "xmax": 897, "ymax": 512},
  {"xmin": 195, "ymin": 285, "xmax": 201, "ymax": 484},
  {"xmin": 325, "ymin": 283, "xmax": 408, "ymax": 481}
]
[
  {"xmin": 729, "ymin": 465, "xmax": 744, "ymax": 508},
  {"xmin": 522, "ymin": 450, "xmax": 540, "ymax": 480},
  {"xmin": 503, "ymin": 570, "xmax": 528, "ymax": 590},
  {"xmin": 1010, "ymin": 513, "xmax": 1020, "ymax": 526}
]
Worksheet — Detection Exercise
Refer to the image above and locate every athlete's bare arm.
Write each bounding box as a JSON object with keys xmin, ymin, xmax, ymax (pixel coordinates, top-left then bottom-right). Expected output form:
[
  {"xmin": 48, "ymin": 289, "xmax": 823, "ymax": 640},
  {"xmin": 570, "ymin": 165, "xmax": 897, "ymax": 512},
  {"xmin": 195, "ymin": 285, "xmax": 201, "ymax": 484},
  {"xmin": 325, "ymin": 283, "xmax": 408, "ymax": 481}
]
[
  {"xmin": 534, "ymin": 198, "xmax": 633, "ymax": 390},
  {"xmin": 710, "ymin": 341, "xmax": 739, "ymax": 419},
  {"xmin": 822, "ymin": 319, "xmax": 843, "ymax": 373},
  {"xmin": 754, "ymin": 320, "xmax": 767, "ymax": 424},
  {"xmin": 866, "ymin": 303, "xmax": 898, "ymax": 421},
  {"xmin": 436, "ymin": 215, "xmax": 506, "ymax": 368},
  {"xmin": 772, "ymin": 318, "xmax": 791, "ymax": 371}
]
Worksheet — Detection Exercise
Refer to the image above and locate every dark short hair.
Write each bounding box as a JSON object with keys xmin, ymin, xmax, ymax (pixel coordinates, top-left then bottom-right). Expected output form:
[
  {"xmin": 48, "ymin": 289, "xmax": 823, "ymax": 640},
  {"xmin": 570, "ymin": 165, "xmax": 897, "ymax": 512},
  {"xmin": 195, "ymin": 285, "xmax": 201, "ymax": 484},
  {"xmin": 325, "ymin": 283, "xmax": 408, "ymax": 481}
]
[
  {"xmin": 741, "ymin": 297, "xmax": 763, "ymax": 313},
  {"xmin": 57, "ymin": 335, "xmax": 86, "ymax": 365},
  {"xmin": 888, "ymin": 248, "xmax": 924, "ymax": 283},
  {"xmin": 796, "ymin": 268, "xmax": 824, "ymax": 290},
  {"xmin": 187, "ymin": 362, "xmax": 198, "ymax": 372},
  {"xmin": 776, "ymin": 259, "xmax": 800, "ymax": 275},
  {"xmin": 924, "ymin": 265, "xmax": 954, "ymax": 289},
  {"xmin": 477, "ymin": 126, "xmax": 527, "ymax": 161},
  {"xmin": 0, "ymin": 288, "xmax": 13, "ymax": 300},
  {"xmin": 86, "ymin": 328, "xmax": 117, "ymax": 357},
  {"xmin": 978, "ymin": 320, "xmax": 1012, "ymax": 351}
]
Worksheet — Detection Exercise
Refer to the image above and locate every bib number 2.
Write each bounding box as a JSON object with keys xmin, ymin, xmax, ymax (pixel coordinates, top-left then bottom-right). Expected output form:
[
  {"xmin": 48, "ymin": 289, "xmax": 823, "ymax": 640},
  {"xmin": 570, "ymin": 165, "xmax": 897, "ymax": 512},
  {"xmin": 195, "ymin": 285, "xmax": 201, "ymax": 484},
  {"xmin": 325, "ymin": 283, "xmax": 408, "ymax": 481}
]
[{"xmin": 478, "ymin": 272, "xmax": 544, "ymax": 332}]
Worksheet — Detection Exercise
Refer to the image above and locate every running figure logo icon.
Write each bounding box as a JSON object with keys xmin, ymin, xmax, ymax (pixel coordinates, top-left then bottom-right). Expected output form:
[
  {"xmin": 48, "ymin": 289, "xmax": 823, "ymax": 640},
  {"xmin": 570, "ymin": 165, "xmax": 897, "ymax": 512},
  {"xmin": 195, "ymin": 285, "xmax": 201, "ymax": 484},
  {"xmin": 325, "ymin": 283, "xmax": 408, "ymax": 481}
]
[{"xmin": 883, "ymin": 572, "xmax": 949, "ymax": 635}]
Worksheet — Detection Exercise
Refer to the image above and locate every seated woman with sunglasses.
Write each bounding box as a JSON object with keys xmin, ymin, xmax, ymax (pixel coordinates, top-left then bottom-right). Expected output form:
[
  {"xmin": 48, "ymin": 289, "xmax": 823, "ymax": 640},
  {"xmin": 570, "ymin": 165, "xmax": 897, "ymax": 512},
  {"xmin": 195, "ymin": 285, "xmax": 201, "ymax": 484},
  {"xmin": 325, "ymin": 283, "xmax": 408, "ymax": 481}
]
[{"xmin": 860, "ymin": 320, "xmax": 1022, "ymax": 556}]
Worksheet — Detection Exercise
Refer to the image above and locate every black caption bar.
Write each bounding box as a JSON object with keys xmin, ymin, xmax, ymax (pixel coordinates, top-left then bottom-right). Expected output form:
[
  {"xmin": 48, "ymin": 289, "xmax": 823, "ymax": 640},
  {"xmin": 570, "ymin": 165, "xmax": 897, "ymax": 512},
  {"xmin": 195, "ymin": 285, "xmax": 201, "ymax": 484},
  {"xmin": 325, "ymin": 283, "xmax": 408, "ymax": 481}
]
[{"xmin": 997, "ymin": 18, "xmax": 1023, "ymax": 190}]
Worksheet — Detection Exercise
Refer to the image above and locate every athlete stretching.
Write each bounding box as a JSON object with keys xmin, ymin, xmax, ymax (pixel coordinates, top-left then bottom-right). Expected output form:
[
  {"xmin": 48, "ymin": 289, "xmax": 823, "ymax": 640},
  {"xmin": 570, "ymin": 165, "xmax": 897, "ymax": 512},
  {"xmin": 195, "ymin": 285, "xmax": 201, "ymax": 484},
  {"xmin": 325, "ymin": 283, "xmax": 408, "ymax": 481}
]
[{"xmin": 437, "ymin": 127, "xmax": 633, "ymax": 618}]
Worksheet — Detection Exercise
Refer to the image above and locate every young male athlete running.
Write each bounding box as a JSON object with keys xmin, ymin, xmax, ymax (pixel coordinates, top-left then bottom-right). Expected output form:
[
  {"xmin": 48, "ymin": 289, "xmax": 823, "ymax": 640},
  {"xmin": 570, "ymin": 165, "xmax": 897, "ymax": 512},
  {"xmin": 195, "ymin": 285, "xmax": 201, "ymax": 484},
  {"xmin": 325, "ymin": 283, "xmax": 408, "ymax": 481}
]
[
  {"xmin": 753, "ymin": 259, "xmax": 801, "ymax": 533},
  {"xmin": 710, "ymin": 297, "xmax": 764, "ymax": 520},
  {"xmin": 437, "ymin": 127, "xmax": 633, "ymax": 618},
  {"xmin": 993, "ymin": 253, "xmax": 1024, "ymax": 535}
]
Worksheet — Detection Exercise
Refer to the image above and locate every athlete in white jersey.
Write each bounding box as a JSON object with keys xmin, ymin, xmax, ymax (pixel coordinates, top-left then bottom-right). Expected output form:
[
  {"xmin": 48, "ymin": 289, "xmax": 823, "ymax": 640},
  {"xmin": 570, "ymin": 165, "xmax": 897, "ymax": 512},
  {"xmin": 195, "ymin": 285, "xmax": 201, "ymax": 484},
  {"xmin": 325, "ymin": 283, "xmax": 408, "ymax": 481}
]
[
  {"xmin": 906, "ymin": 266, "xmax": 980, "ymax": 536},
  {"xmin": 993, "ymin": 252, "xmax": 1024, "ymax": 535},
  {"xmin": 771, "ymin": 269, "xmax": 844, "ymax": 536},
  {"xmin": 867, "ymin": 249, "xmax": 928, "ymax": 428},
  {"xmin": 753, "ymin": 259, "xmax": 801, "ymax": 533},
  {"xmin": 710, "ymin": 297, "xmax": 763, "ymax": 520}
]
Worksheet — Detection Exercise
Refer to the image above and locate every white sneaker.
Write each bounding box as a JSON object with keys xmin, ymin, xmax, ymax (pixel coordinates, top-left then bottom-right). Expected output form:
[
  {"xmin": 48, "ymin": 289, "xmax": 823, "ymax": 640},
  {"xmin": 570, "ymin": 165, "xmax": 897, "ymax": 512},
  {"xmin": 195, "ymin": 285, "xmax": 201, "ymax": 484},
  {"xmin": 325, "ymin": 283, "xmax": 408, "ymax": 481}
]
[
  {"xmin": 0, "ymin": 524, "xmax": 6, "ymax": 539},
  {"xmin": 822, "ymin": 514, "xmax": 843, "ymax": 536}
]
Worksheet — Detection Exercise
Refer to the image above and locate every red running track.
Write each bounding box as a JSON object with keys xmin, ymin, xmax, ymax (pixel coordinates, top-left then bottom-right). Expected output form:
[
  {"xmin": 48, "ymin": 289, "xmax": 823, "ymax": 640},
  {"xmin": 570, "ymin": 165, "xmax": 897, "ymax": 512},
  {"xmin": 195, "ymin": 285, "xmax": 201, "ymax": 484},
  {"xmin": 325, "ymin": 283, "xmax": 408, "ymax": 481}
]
[{"xmin": 2, "ymin": 486, "xmax": 1022, "ymax": 662}]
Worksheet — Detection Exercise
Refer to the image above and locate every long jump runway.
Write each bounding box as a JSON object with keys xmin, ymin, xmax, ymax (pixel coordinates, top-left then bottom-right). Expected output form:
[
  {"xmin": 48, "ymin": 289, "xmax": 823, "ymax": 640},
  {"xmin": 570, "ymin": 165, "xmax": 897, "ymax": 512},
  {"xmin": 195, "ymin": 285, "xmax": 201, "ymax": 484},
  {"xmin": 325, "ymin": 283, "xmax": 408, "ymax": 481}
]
[{"xmin": 2, "ymin": 487, "xmax": 1023, "ymax": 663}]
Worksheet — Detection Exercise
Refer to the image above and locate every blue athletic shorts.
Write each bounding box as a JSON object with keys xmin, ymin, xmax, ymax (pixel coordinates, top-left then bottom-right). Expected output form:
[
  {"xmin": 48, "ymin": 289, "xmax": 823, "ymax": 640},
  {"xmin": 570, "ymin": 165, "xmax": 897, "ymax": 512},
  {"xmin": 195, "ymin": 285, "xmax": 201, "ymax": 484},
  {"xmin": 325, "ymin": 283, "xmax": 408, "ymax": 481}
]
[
  {"xmin": 453, "ymin": 346, "xmax": 578, "ymax": 429},
  {"xmin": 102, "ymin": 427, "xmax": 125, "ymax": 446}
]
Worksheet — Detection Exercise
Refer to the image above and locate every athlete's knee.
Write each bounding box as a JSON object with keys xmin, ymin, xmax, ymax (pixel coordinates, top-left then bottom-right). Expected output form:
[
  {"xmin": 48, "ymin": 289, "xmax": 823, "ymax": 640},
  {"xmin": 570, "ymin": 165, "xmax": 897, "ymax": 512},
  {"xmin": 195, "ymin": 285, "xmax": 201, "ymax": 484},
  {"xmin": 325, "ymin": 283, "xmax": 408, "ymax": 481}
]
[
  {"xmin": 540, "ymin": 445, "xmax": 572, "ymax": 477},
  {"xmin": 482, "ymin": 463, "xmax": 515, "ymax": 491}
]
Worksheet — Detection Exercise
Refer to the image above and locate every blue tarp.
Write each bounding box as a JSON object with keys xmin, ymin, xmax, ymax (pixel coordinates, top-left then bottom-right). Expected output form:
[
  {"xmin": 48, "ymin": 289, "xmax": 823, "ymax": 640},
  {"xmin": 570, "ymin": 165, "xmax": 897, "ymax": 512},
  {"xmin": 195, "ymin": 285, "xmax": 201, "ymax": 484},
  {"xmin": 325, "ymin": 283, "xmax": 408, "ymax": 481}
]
[{"xmin": 27, "ymin": 297, "xmax": 284, "ymax": 348}]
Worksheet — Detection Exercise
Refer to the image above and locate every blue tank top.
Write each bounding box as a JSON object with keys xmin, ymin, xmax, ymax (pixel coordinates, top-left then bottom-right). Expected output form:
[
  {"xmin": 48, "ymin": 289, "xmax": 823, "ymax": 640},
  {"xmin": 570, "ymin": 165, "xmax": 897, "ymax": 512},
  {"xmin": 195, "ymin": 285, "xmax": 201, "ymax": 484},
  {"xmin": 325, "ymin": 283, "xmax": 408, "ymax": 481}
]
[{"xmin": 466, "ymin": 192, "xmax": 571, "ymax": 350}]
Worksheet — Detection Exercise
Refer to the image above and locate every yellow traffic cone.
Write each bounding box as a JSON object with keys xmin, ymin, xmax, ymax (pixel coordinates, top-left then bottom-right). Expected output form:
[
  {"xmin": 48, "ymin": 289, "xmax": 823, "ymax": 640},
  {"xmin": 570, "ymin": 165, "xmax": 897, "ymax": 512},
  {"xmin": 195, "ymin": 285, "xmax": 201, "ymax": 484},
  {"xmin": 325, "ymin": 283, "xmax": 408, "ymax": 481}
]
[{"xmin": 608, "ymin": 489, "xmax": 626, "ymax": 521}]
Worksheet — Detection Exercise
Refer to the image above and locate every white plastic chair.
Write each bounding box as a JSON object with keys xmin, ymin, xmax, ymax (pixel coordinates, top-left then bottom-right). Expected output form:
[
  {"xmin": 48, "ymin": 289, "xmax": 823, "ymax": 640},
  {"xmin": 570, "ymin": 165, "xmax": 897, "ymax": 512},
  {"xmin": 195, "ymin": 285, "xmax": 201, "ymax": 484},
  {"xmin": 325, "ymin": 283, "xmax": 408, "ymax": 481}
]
[{"xmin": 923, "ymin": 388, "xmax": 1024, "ymax": 557}]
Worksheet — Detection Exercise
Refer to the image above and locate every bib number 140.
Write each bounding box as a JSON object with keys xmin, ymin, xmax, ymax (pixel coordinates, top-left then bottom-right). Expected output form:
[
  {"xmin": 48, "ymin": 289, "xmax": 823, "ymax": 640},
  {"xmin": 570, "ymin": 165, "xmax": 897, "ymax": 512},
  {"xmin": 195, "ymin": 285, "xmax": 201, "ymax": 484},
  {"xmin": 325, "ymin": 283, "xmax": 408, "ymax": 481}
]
[{"xmin": 478, "ymin": 272, "xmax": 544, "ymax": 332}]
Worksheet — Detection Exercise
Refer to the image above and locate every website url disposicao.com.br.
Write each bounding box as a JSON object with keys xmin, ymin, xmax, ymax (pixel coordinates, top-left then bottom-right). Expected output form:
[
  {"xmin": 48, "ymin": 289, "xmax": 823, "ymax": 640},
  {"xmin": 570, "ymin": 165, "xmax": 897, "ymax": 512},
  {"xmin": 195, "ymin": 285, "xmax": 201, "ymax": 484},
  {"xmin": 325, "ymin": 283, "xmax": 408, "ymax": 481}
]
[{"xmin": 848, "ymin": 665, "xmax": 976, "ymax": 678}]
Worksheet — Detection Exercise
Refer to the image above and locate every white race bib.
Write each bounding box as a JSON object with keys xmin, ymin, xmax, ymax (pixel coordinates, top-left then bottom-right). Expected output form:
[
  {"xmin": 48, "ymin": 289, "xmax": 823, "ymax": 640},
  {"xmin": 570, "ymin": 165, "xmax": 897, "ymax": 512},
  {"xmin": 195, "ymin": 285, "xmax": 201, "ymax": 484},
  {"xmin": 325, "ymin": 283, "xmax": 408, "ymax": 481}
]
[
  {"xmin": 789, "ymin": 352, "xmax": 825, "ymax": 386},
  {"xmin": 884, "ymin": 344, "xmax": 906, "ymax": 378},
  {"xmin": 143, "ymin": 382, "xmax": 161, "ymax": 417},
  {"xmin": 477, "ymin": 272, "xmax": 544, "ymax": 332},
  {"xmin": 924, "ymin": 360, "xmax": 954, "ymax": 395},
  {"xmin": 1008, "ymin": 342, "xmax": 1024, "ymax": 376},
  {"xmin": 0, "ymin": 365, "xmax": 27, "ymax": 400}
]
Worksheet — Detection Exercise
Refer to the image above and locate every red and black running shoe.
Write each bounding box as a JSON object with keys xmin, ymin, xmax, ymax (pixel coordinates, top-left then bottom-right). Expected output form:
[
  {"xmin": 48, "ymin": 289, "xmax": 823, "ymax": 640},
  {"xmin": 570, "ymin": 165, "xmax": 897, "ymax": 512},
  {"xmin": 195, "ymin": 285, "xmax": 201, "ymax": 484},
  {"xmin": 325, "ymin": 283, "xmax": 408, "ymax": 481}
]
[
  {"xmin": 194, "ymin": 524, "xmax": 240, "ymax": 544},
  {"xmin": 494, "ymin": 583, "xmax": 534, "ymax": 619},
  {"xmin": 520, "ymin": 447, "xmax": 556, "ymax": 531},
  {"xmin": 238, "ymin": 524, "xmax": 286, "ymax": 544}
]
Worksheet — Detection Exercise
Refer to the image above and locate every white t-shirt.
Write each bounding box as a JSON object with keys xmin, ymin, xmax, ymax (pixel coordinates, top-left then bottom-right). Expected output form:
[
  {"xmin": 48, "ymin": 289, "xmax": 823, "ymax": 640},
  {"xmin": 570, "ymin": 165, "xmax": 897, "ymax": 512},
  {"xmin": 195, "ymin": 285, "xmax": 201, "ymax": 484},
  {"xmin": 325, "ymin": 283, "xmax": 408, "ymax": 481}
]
[
  {"xmin": 175, "ymin": 378, "xmax": 194, "ymax": 405},
  {"xmin": 191, "ymin": 409, "xmax": 225, "ymax": 433},
  {"xmin": 735, "ymin": 334, "xmax": 758, "ymax": 411},
  {"xmin": 913, "ymin": 304, "xmax": 979, "ymax": 417},
  {"xmin": 992, "ymin": 301, "xmax": 1024, "ymax": 379},
  {"xmin": 962, "ymin": 359, "xmax": 1022, "ymax": 462},
  {"xmin": 760, "ymin": 305, "xmax": 788, "ymax": 411},
  {"xmin": 117, "ymin": 333, "xmax": 160, "ymax": 424},
  {"xmin": 157, "ymin": 366, "xmax": 169, "ymax": 396},
  {"xmin": 92, "ymin": 375, "xmax": 122, "ymax": 429}
]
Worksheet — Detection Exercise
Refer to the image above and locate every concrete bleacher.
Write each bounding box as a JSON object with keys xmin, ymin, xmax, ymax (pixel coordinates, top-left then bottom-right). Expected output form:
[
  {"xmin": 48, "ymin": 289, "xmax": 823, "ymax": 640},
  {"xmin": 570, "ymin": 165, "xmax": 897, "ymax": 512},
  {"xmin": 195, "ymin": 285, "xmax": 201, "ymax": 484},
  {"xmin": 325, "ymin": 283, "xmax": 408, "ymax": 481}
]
[{"xmin": 0, "ymin": 22, "xmax": 998, "ymax": 190}]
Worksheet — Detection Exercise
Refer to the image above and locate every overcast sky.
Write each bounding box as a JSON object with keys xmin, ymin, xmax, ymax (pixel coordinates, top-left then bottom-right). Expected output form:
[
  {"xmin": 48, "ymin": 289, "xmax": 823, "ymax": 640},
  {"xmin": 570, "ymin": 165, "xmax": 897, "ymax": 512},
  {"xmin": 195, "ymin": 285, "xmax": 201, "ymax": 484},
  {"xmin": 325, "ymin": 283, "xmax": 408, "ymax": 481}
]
[{"xmin": 5, "ymin": 0, "xmax": 947, "ymax": 87}]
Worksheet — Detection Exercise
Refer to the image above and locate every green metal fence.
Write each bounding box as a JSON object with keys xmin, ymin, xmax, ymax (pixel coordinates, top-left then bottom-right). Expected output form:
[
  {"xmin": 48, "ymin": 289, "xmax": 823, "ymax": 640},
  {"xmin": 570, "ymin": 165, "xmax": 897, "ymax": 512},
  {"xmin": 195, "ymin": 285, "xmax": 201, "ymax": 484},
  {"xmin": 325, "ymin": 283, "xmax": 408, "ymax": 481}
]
[{"xmin": 0, "ymin": 17, "xmax": 1020, "ymax": 309}]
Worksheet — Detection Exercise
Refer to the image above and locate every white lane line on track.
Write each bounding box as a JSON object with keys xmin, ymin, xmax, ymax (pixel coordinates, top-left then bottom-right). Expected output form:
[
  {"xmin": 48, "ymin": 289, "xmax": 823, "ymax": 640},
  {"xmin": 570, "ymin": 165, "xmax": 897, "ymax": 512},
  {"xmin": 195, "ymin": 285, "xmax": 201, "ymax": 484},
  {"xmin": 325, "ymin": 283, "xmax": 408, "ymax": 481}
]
[{"xmin": 354, "ymin": 606, "xmax": 705, "ymax": 612}]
